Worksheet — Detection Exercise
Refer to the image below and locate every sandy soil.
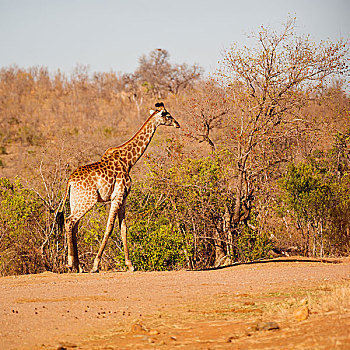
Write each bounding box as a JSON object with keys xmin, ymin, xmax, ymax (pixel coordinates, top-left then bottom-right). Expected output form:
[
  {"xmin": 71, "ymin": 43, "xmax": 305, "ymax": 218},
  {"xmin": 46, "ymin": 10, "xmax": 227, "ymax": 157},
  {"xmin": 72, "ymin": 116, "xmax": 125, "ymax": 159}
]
[{"xmin": 0, "ymin": 257, "xmax": 349, "ymax": 350}]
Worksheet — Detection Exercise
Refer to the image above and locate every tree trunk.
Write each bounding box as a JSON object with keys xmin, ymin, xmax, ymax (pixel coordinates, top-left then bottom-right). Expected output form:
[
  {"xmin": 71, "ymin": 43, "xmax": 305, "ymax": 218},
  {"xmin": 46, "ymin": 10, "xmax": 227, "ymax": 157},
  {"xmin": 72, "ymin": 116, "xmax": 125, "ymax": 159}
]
[
  {"xmin": 233, "ymin": 169, "xmax": 243, "ymax": 224},
  {"xmin": 213, "ymin": 228, "xmax": 226, "ymax": 267}
]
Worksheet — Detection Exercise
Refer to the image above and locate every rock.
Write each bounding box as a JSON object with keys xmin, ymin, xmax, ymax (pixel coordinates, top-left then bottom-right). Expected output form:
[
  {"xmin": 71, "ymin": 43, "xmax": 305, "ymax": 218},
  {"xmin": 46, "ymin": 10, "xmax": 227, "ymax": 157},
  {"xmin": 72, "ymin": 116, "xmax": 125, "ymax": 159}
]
[
  {"xmin": 130, "ymin": 323, "xmax": 148, "ymax": 334},
  {"xmin": 293, "ymin": 305, "xmax": 309, "ymax": 321},
  {"xmin": 257, "ymin": 321, "xmax": 280, "ymax": 331},
  {"xmin": 246, "ymin": 321, "xmax": 280, "ymax": 336}
]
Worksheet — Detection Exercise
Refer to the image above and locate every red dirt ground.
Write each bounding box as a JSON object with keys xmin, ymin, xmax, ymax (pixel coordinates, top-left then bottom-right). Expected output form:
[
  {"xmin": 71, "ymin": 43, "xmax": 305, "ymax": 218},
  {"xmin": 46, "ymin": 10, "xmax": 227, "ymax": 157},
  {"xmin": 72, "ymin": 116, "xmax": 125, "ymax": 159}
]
[{"xmin": 0, "ymin": 257, "xmax": 349, "ymax": 349}]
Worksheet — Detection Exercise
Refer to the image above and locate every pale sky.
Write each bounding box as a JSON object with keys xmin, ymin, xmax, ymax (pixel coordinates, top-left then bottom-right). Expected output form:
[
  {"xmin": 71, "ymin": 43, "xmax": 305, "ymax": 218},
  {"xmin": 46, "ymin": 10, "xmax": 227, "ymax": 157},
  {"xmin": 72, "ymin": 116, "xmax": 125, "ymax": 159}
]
[{"xmin": 0, "ymin": 0, "xmax": 349, "ymax": 75}]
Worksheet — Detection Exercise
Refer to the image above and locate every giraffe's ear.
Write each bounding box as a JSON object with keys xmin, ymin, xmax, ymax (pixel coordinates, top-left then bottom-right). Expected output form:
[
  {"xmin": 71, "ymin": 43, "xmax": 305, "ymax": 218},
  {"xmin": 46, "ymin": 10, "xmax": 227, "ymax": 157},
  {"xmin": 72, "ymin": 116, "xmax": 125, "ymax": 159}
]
[{"xmin": 149, "ymin": 109, "xmax": 155, "ymax": 115}]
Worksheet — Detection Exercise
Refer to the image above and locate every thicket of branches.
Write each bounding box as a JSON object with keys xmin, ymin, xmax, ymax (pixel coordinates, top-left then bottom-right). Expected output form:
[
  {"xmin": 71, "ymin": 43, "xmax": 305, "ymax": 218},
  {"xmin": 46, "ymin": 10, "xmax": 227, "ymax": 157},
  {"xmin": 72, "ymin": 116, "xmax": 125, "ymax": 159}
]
[{"xmin": 0, "ymin": 19, "xmax": 349, "ymax": 275}]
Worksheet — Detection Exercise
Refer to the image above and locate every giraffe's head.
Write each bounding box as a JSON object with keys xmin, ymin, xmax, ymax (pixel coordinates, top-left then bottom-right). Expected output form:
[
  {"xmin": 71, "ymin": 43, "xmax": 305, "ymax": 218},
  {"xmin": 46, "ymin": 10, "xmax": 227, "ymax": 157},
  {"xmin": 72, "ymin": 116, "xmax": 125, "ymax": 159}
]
[{"xmin": 150, "ymin": 102, "xmax": 180, "ymax": 128}]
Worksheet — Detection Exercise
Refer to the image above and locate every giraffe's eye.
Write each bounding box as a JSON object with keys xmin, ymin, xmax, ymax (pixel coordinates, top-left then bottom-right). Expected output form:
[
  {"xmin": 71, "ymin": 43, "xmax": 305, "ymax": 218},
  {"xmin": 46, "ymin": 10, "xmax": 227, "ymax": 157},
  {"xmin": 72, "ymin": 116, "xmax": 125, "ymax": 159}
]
[{"xmin": 161, "ymin": 111, "xmax": 168, "ymax": 117}]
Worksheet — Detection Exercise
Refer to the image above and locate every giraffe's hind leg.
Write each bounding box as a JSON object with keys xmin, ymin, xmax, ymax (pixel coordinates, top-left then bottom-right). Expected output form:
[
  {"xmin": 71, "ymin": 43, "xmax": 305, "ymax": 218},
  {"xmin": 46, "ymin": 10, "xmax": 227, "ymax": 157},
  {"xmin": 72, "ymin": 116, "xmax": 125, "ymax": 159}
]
[
  {"xmin": 66, "ymin": 216, "xmax": 86, "ymax": 272},
  {"xmin": 65, "ymin": 216, "xmax": 80, "ymax": 272},
  {"xmin": 66, "ymin": 187, "xmax": 98, "ymax": 273},
  {"xmin": 72, "ymin": 220, "xmax": 85, "ymax": 273}
]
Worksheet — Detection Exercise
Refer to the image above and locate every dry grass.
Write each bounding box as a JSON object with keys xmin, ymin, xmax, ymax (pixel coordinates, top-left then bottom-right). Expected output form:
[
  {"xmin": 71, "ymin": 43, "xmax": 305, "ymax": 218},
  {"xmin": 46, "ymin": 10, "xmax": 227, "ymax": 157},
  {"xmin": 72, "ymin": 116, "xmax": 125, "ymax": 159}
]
[
  {"xmin": 148, "ymin": 279, "xmax": 350, "ymax": 327},
  {"xmin": 308, "ymin": 281, "xmax": 350, "ymax": 315},
  {"xmin": 75, "ymin": 279, "xmax": 350, "ymax": 349}
]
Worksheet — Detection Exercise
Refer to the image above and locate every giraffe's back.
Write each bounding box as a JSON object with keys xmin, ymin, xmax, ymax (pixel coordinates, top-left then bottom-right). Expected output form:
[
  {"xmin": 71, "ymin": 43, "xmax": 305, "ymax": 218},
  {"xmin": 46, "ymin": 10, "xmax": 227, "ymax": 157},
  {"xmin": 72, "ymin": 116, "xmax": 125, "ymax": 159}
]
[{"xmin": 68, "ymin": 158, "xmax": 128, "ymax": 202}]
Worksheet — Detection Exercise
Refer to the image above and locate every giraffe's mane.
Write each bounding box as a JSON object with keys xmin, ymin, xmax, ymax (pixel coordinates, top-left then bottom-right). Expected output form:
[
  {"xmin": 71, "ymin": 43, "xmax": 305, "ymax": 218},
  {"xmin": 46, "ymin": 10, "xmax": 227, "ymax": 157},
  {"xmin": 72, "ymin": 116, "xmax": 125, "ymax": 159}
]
[
  {"xmin": 119, "ymin": 110, "xmax": 158, "ymax": 149},
  {"xmin": 101, "ymin": 110, "xmax": 159, "ymax": 158}
]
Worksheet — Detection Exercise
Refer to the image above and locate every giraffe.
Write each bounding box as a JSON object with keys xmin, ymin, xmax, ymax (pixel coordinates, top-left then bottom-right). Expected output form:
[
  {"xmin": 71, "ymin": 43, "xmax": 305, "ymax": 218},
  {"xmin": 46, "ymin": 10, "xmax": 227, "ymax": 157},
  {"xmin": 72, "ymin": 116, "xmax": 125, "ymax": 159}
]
[{"xmin": 57, "ymin": 102, "xmax": 180, "ymax": 273}]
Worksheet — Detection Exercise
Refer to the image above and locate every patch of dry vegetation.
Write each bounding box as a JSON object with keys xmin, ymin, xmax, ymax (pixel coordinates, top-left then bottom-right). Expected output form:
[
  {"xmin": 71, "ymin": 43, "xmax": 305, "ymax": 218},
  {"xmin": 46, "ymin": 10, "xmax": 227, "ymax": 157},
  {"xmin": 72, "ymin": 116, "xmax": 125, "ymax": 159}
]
[{"xmin": 75, "ymin": 278, "xmax": 350, "ymax": 349}]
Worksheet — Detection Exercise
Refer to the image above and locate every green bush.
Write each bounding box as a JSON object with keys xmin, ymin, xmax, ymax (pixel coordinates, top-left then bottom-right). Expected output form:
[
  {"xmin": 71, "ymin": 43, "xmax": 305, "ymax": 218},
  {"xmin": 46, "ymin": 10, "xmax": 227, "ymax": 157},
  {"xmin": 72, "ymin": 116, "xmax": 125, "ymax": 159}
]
[
  {"xmin": 279, "ymin": 148, "xmax": 350, "ymax": 256},
  {"xmin": 233, "ymin": 226, "xmax": 273, "ymax": 263},
  {"xmin": 129, "ymin": 222, "xmax": 186, "ymax": 271},
  {"xmin": 126, "ymin": 181, "xmax": 189, "ymax": 271},
  {"xmin": 0, "ymin": 177, "xmax": 45, "ymax": 275}
]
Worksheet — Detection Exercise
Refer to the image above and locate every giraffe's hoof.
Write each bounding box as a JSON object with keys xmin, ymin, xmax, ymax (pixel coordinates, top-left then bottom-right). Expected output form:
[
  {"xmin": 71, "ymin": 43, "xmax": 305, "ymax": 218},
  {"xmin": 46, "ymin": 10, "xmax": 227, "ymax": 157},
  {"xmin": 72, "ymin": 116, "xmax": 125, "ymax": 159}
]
[{"xmin": 90, "ymin": 268, "xmax": 99, "ymax": 273}]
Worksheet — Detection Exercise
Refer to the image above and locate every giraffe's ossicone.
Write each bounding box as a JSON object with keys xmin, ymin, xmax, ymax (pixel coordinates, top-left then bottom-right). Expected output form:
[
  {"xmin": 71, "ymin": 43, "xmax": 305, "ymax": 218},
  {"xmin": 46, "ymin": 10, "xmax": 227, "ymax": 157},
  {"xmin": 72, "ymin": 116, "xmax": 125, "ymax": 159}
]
[{"xmin": 57, "ymin": 102, "xmax": 180, "ymax": 273}]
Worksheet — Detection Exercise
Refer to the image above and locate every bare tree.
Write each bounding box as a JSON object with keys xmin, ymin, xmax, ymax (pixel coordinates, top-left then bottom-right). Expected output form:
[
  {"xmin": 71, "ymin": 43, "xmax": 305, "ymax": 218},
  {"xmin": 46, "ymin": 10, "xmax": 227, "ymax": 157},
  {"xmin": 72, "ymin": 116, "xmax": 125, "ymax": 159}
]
[
  {"xmin": 181, "ymin": 79, "xmax": 229, "ymax": 152},
  {"xmin": 135, "ymin": 49, "xmax": 203, "ymax": 98},
  {"xmin": 219, "ymin": 18, "xmax": 348, "ymax": 226}
]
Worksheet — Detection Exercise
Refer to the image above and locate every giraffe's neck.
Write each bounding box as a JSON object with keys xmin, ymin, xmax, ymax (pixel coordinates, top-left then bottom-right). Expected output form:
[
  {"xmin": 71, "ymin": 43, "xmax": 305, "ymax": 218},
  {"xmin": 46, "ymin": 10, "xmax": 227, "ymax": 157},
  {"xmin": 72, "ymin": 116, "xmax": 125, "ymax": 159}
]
[{"xmin": 119, "ymin": 113, "xmax": 161, "ymax": 169}]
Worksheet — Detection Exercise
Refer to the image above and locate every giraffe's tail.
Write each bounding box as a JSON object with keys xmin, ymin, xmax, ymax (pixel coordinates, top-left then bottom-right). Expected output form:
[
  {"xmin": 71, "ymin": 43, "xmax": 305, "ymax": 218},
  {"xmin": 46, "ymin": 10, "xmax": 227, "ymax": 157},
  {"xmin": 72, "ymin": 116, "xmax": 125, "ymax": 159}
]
[
  {"xmin": 56, "ymin": 183, "xmax": 70, "ymax": 234},
  {"xmin": 56, "ymin": 211, "xmax": 65, "ymax": 234}
]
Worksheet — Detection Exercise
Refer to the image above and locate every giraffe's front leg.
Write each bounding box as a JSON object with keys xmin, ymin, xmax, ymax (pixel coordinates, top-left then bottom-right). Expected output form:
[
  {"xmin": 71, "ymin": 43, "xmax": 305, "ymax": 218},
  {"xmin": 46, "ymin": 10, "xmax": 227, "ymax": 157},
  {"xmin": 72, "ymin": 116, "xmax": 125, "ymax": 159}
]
[
  {"xmin": 118, "ymin": 203, "xmax": 134, "ymax": 272},
  {"xmin": 91, "ymin": 200, "xmax": 119, "ymax": 273}
]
